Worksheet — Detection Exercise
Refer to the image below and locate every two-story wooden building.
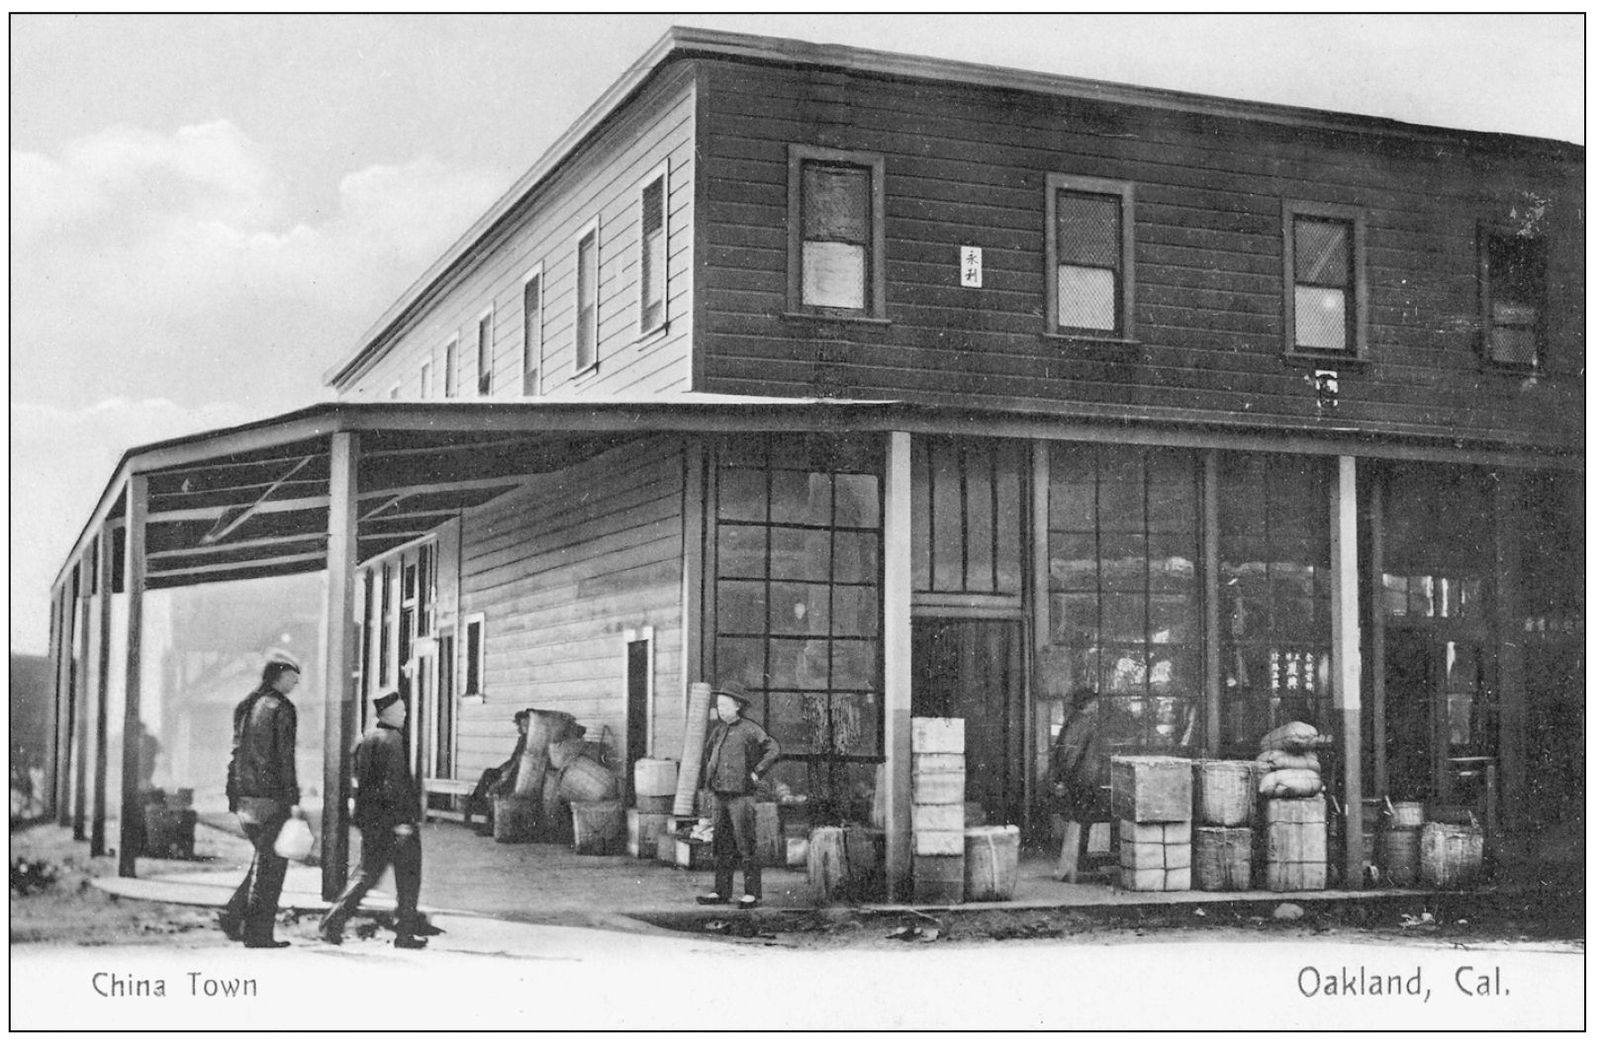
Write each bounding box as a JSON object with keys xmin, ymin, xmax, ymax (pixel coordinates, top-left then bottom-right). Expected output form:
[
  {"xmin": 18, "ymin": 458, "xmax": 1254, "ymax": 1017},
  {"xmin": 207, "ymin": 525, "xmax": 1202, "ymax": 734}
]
[{"xmin": 47, "ymin": 28, "xmax": 1582, "ymax": 899}]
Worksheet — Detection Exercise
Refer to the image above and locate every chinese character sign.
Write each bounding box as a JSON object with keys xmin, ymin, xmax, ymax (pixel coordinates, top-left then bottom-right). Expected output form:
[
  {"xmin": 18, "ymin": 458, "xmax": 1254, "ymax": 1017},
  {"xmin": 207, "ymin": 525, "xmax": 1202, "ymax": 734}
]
[{"xmin": 961, "ymin": 246, "xmax": 983, "ymax": 288}]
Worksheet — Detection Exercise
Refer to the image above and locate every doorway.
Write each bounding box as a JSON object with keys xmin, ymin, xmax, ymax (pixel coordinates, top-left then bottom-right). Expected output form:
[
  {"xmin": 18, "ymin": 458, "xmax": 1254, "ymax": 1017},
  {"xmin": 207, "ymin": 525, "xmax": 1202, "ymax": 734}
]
[
  {"xmin": 911, "ymin": 618, "xmax": 1025, "ymax": 826},
  {"xmin": 1383, "ymin": 626, "xmax": 1496, "ymax": 814}
]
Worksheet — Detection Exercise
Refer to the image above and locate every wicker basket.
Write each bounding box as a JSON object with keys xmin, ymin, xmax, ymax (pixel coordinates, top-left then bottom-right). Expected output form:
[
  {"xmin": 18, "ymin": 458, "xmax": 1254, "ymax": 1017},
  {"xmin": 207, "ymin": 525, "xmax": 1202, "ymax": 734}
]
[
  {"xmin": 1195, "ymin": 760, "xmax": 1256, "ymax": 826},
  {"xmin": 1420, "ymin": 822, "xmax": 1483, "ymax": 889},
  {"xmin": 1194, "ymin": 826, "xmax": 1252, "ymax": 891}
]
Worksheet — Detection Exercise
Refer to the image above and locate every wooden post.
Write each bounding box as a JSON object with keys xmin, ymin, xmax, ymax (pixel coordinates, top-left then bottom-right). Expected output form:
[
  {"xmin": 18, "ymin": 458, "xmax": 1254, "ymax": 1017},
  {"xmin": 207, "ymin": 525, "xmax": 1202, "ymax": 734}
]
[
  {"xmin": 1027, "ymin": 440, "xmax": 1050, "ymax": 821},
  {"xmin": 681, "ymin": 437, "xmax": 707, "ymax": 724},
  {"xmin": 56, "ymin": 568, "xmax": 78, "ymax": 826},
  {"xmin": 1491, "ymin": 469, "xmax": 1527, "ymax": 832},
  {"xmin": 322, "ymin": 432, "xmax": 361, "ymax": 901},
  {"xmin": 882, "ymin": 431, "xmax": 913, "ymax": 901},
  {"xmin": 1366, "ymin": 474, "xmax": 1389, "ymax": 797},
  {"xmin": 91, "ymin": 523, "xmax": 116, "ymax": 855},
  {"xmin": 118, "ymin": 475, "xmax": 148, "ymax": 878},
  {"xmin": 43, "ymin": 586, "xmax": 63, "ymax": 821},
  {"xmin": 1329, "ymin": 456, "xmax": 1364, "ymax": 889},
  {"xmin": 1201, "ymin": 450, "xmax": 1222, "ymax": 757},
  {"xmin": 72, "ymin": 556, "xmax": 95, "ymax": 840}
]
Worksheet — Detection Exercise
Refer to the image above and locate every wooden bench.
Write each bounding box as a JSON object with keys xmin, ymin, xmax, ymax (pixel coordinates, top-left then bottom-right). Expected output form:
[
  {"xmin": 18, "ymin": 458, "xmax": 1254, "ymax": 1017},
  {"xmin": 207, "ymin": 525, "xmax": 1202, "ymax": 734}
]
[{"xmin": 422, "ymin": 778, "xmax": 477, "ymax": 821}]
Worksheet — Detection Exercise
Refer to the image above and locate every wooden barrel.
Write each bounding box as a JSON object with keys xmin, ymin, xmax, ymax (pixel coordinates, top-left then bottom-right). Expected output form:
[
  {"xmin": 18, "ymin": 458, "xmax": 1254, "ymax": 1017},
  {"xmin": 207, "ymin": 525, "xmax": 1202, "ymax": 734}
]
[
  {"xmin": 963, "ymin": 825, "xmax": 1020, "ymax": 901},
  {"xmin": 1388, "ymin": 800, "xmax": 1425, "ymax": 827},
  {"xmin": 540, "ymin": 769, "xmax": 568, "ymax": 841},
  {"xmin": 513, "ymin": 710, "xmax": 579, "ymax": 797},
  {"xmin": 1378, "ymin": 826, "xmax": 1421, "ymax": 886},
  {"xmin": 571, "ymin": 799, "xmax": 624, "ymax": 855},
  {"xmin": 1193, "ymin": 826, "xmax": 1253, "ymax": 891},
  {"xmin": 1420, "ymin": 822, "xmax": 1483, "ymax": 889},
  {"xmin": 1195, "ymin": 760, "xmax": 1256, "ymax": 826},
  {"xmin": 559, "ymin": 756, "xmax": 620, "ymax": 803},
  {"xmin": 492, "ymin": 794, "xmax": 538, "ymax": 843},
  {"xmin": 1266, "ymin": 797, "xmax": 1327, "ymax": 892},
  {"xmin": 633, "ymin": 758, "xmax": 679, "ymax": 798},
  {"xmin": 674, "ymin": 683, "xmax": 713, "ymax": 816},
  {"xmin": 550, "ymin": 737, "xmax": 608, "ymax": 772}
]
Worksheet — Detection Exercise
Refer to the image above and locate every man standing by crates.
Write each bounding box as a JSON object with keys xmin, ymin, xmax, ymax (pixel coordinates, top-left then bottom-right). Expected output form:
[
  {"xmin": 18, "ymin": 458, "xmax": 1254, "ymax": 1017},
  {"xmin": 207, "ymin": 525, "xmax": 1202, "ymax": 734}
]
[{"xmin": 696, "ymin": 684, "xmax": 780, "ymax": 909}]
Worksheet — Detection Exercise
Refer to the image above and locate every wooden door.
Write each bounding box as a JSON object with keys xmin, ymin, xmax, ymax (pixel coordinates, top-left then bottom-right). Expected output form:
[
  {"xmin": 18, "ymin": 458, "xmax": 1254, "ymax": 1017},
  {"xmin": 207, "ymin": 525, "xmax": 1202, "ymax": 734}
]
[{"xmin": 911, "ymin": 618, "xmax": 1025, "ymax": 825}]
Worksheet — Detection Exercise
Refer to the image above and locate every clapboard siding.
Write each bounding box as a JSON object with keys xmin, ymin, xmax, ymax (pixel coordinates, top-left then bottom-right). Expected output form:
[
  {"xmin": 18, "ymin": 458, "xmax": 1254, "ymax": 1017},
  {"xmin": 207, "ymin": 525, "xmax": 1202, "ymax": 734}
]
[
  {"xmin": 344, "ymin": 62, "xmax": 698, "ymax": 401},
  {"xmin": 695, "ymin": 60, "xmax": 1583, "ymax": 448},
  {"xmin": 451, "ymin": 438, "xmax": 687, "ymax": 779}
]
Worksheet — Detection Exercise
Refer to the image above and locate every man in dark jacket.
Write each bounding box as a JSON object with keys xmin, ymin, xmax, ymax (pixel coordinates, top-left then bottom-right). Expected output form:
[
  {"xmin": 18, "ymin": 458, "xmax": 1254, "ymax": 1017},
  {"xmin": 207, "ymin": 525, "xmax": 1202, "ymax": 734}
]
[
  {"xmin": 220, "ymin": 650, "xmax": 302, "ymax": 948},
  {"xmin": 1045, "ymin": 688, "xmax": 1109, "ymax": 883},
  {"xmin": 319, "ymin": 691, "xmax": 435, "ymax": 948},
  {"xmin": 696, "ymin": 684, "xmax": 781, "ymax": 909},
  {"xmin": 464, "ymin": 709, "xmax": 531, "ymax": 833}
]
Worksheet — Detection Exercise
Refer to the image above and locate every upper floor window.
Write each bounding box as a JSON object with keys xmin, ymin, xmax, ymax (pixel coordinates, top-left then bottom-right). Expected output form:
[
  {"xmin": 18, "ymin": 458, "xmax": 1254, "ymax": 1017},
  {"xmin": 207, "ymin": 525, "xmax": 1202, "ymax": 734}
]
[
  {"xmin": 522, "ymin": 266, "xmax": 543, "ymax": 395},
  {"xmin": 788, "ymin": 145, "xmax": 885, "ymax": 317},
  {"xmin": 1045, "ymin": 175, "xmax": 1135, "ymax": 339},
  {"xmin": 419, "ymin": 358, "xmax": 432, "ymax": 399},
  {"xmin": 640, "ymin": 165, "xmax": 668, "ymax": 335},
  {"xmin": 443, "ymin": 337, "xmax": 459, "ymax": 398},
  {"xmin": 575, "ymin": 220, "xmax": 600, "ymax": 373},
  {"xmin": 476, "ymin": 309, "xmax": 494, "ymax": 395},
  {"xmin": 1481, "ymin": 227, "xmax": 1545, "ymax": 370},
  {"xmin": 1284, "ymin": 202, "xmax": 1367, "ymax": 358}
]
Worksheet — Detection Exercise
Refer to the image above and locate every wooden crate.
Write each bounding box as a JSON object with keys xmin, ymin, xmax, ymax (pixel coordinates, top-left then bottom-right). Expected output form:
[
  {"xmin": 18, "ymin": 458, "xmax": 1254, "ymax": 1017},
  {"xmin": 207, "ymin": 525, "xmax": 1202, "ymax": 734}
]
[
  {"xmin": 913, "ymin": 829, "xmax": 965, "ymax": 856},
  {"xmin": 912, "ymin": 772, "xmax": 965, "ymax": 806},
  {"xmin": 1194, "ymin": 826, "xmax": 1253, "ymax": 891},
  {"xmin": 1120, "ymin": 866, "xmax": 1192, "ymax": 891},
  {"xmin": 626, "ymin": 809, "xmax": 674, "ymax": 860},
  {"xmin": 1117, "ymin": 820, "xmax": 1191, "ymax": 845},
  {"xmin": 912, "ymin": 717, "xmax": 965, "ymax": 754},
  {"xmin": 912, "ymin": 854, "xmax": 966, "ymax": 904},
  {"xmin": 1118, "ymin": 832, "xmax": 1192, "ymax": 871},
  {"xmin": 913, "ymin": 803, "xmax": 965, "ymax": 832},
  {"xmin": 1111, "ymin": 756, "xmax": 1193, "ymax": 823}
]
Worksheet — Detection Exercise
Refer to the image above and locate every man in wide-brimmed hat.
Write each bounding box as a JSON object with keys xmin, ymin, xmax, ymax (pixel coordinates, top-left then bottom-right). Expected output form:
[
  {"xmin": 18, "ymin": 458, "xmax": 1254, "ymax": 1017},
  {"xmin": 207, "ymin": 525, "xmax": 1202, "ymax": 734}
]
[{"xmin": 696, "ymin": 683, "xmax": 781, "ymax": 909}]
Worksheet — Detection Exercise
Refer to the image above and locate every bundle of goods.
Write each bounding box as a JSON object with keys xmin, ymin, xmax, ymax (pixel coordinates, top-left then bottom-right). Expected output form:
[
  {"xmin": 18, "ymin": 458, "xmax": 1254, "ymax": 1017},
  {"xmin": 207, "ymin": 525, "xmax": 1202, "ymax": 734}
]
[
  {"xmin": 1112, "ymin": 755, "xmax": 1193, "ymax": 891},
  {"xmin": 808, "ymin": 824, "xmax": 883, "ymax": 903},
  {"xmin": 1255, "ymin": 722, "xmax": 1328, "ymax": 799},
  {"xmin": 963, "ymin": 825, "xmax": 1021, "ymax": 902},
  {"xmin": 1419, "ymin": 819, "xmax": 1484, "ymax": 889},
  {"xmin": 1193, "ymin": 760, "xmax": 1255, "ymax": 891},
  {"xmin": 910, "ymin": 717, "xmax": 967, "ymax": 903}
]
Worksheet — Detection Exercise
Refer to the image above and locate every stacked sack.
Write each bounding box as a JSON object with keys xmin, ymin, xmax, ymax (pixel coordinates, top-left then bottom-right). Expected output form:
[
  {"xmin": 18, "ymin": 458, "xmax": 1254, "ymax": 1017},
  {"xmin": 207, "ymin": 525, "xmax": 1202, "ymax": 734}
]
[{"xmin": 1256, "ymin": 721, "xmax": 1325, "ymax": 799}]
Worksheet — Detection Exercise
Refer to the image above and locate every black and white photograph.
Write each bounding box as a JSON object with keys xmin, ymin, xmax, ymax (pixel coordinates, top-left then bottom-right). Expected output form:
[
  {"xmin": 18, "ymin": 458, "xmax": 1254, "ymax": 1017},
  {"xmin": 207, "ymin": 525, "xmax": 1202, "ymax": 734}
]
[{"xmin": 9, "ymin": 13, "xmax": 1584, "ymax": 1031}]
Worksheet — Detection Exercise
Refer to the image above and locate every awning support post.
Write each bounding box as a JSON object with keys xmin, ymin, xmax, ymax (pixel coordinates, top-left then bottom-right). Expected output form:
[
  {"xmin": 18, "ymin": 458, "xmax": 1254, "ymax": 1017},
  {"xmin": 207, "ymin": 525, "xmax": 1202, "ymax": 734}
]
[
  {"xmin": 883, "ymin": 431, "xmax": 913, "ymax": 901},
  {"xmin": 1330, "ymin": 456, "xmax": 1364, "ymax": 889},
  {"xmin": 118, "ymin": 475, "xmax": 148, "ymax": 878},
  {"xmin": 321, "ymin": 432, "xmax": 361, "ymax": 901}
]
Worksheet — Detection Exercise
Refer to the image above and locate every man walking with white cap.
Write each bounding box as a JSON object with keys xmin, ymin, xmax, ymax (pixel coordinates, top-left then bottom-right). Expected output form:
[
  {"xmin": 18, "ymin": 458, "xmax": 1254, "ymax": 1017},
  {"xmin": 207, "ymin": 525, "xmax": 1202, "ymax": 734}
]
[{"xmin": 220, "ymin": 649, "xmax": 303, "ymax": 948}]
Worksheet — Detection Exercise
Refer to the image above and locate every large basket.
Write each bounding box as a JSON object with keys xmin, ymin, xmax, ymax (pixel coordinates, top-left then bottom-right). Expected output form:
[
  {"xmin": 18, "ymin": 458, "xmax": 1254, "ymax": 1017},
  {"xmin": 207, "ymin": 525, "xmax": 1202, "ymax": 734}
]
[
  {"xmin": 570, "ymin": 799, "xmax": 625, "ymax": 855},
  {"xmin": 1193, "ymin": 826, "xmax": 1252, "ymax": 891},
  {"xmin": 1195, "ymin": 760, "xmax": 1255, "ymax": 826}
]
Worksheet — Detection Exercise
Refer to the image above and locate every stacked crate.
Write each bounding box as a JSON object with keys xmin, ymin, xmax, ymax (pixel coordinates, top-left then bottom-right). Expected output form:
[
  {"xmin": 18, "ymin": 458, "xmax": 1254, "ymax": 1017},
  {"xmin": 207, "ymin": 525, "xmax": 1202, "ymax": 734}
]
[
  {"xmin": 911, "ymin": 717, "xmax": 966, "ymax": 903},
  {"xmin": 1112, "ymin": 755, "xmax": 1193, "ymax": 891},
  {"xmin": 1265, "ymin": 797, "xmax": 1327, "ymax": 891},
  {"xmin": 1193, "ymin": 760, "xmax": 1256, "ymax": 891},
  {"xmin": 627, "ymin": 757, "xmax": 678, "ymax": 859}
]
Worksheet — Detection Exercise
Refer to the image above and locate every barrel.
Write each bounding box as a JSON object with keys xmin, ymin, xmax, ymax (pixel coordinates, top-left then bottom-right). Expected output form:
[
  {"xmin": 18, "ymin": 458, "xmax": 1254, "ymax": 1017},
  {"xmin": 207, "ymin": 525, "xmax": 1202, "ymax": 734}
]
[
  {"xmin": 540, "ymin": 769, "xmax": 568, "ymax": 841},
  {"xmin": 559, "ymin": 756, "xmax": 620, "ymax": 804},
  {"xmin": 571, "ymin": 799, "xmax": 624, "ymax": 855},
  {"xmin": 550, "ymin": 738, "xmax": 608, "ymax": 772},
  {"xmin": 492, "ymin": 794, "xmax": 538, "ymax": 843},
  {"xmin": 514, "ymin": 710, "xmax": 581, "ymax": 797},
  {"xmin": 1419, "ymin": 822, "xmax": 1483, "ymax": 889},
  {"xmin": 1378, "ymin": 826, "xmax": 1421, "ymax": 886},
  {"xmin": 1195, "ymin": 760, "xmax": 1256, "ymax": 826},
  {"xmin": 1388, "ymin": 799, "xmax": 1425, "ymax": 827},
  {"xmin": 633, "ymin": 758, "xmax": 679, "ymax": 799},
  {"xmin": 963, "ymin": 825, "xmax": 1020, "ymax": 901},
  {"xmin": 674, "ymin": 683, "xmax": 713, "ymax": 816},
  {"xmin": 1193, "ymin": 826, "xmax": 1253, "ymax": 891}
]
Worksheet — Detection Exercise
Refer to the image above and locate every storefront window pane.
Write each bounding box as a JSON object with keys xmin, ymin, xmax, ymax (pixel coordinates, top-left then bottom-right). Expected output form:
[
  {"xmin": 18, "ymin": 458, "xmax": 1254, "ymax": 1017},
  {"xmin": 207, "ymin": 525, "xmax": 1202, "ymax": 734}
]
[
  {"xmin": 771, "ymin": 470, "xmax": 833, "ymax": 527},
  {"xmin": 719, "ymin": 468, "xmax": 767, "ymax": 522},
  {"xmin": 770, "ymin": 529, "xmax": 831, "ymax": 581},
  {"xmin": 717, "ymin": 580, "xmax": 766, "ymax": 635}
]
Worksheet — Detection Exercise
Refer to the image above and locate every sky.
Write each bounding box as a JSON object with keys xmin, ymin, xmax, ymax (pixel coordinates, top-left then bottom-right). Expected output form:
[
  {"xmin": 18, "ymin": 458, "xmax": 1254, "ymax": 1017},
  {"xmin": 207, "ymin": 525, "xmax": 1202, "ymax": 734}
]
[{"xmin": 8, "ymin": 13, "xmax": 1584, "ymax": 654}]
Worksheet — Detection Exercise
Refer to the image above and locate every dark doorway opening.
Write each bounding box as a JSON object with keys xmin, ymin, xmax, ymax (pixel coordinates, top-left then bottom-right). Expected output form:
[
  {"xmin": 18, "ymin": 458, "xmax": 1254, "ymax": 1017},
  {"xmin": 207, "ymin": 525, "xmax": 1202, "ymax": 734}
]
[{"xmin": 911, "ymin": 618, "xmax": 1025, "ymax": 826}]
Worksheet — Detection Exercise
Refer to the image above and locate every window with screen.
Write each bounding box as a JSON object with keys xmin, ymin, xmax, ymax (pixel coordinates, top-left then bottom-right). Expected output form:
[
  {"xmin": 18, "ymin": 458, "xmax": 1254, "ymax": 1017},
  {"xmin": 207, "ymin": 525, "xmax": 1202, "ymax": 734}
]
[
  {"xmin": 712, "ymin": 433, "xmax": 883, "ymax": 822},
  {"xmin": 1284, "ymin": 202, "xmax": 1366, "ymax": 357},
  {"xmin": 1046, "ymin": 176, "xmax": 1134, "ymax": 338},
  {"xmin": 1482, "ymin": 228, "xmax": 1545, "ymax": 369},
  {"xmin": 788, "ymin": 146, "xmax": 884, "ymax": 317},
  {"xmin": 443, "ymin": 338, "xmax": 459, "ymax": 398},
  {"xmin": 1042, "ymin": 443, "xmax": 1202, "ymax": 756},
  {"xmin": 640, "ymin": 169, "xmax": 668, "ymax": 334},
  {"xmin": 1218, "ymin": 452, "xmax": 1333, "ymax": 756}
]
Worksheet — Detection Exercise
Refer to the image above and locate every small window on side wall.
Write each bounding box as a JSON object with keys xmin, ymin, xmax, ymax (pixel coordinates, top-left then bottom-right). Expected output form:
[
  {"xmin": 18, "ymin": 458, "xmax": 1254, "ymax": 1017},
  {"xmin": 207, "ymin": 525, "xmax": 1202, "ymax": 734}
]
[
  {"xmin": 639, "ymin": 164, "xmax": 669, "ymax": 335},
  {"xmin": 788, "ymin": 145, "xmax": 885, "ymax": 317},
  {"xmin": 1481, "ymin": 227, "xmax": 1545, "ymax": 370},
  {"xmin": 476, "ymin": 309, "xmax": 494, "ymax": 395},
  {"xmin": 1283, "ymin": 201, "xmax": 1367, "ymax": 359},
  {"xmin": 1045, "ymin": 175, "xmax": 1135, "ymax": 339},
  {"xmin": 463, "ymin": 612, "xmax": 486, "ymax": 698},
  {"xmin": 443, "ymin": 337, "xmax": 459, "ymax": 398},
  {"xmin": 522, "ymin": 266, "xmax": 543, "ymax": 395},
  {"xmin": 575, "ymin": 219, "xmax": 600, "ymax": 373}
]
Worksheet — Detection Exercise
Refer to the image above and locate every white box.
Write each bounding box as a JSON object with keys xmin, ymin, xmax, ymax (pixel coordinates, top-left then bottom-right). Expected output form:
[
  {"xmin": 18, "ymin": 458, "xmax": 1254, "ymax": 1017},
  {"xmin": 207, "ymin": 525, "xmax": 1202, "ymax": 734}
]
[
  {"xmin": 913, "ymin": 804, "xmax": 965, "ymax": 832},
  {"xmin": 913, "ymin": 829, "xmax": 966, "ymax": 856},
  {"xmin": 912, "ymin": 717, "xmax": 965, "ymax": 754}
]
